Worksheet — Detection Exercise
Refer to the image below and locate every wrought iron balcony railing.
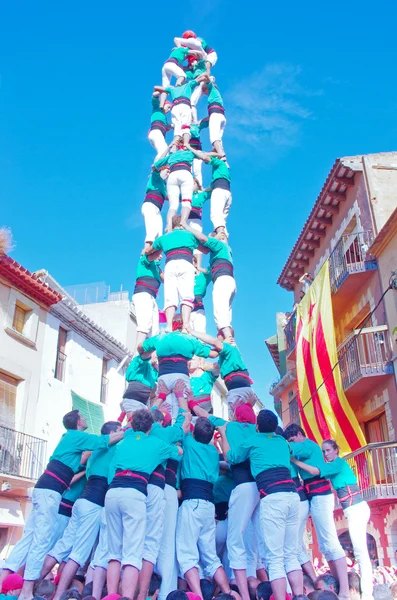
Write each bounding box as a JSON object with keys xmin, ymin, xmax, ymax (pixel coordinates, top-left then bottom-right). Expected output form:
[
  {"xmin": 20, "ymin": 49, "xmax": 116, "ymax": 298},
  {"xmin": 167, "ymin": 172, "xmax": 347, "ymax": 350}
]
[
  {"xmin": 338, "ymin": 325, "xmax": 393, "ymax": 390},
  {"xmin": 344, "ymin": 441, "xmax": 397, "ymax": 501},
  {"xmin": 0, "ymin": 425, "xmax": 47, "ymax": 481},
  {"xmin": 329, "ymin": 230, "xmax": 377, "ymax": 293},
  {"xmin": 285, "ymin": 312, "xmax": 297, "ymax": 354}
]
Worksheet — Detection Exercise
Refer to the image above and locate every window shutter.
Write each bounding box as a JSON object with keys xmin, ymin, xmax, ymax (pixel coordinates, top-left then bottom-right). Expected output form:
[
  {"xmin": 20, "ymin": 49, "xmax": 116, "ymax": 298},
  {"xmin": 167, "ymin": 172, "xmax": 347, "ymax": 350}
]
[{"xmin": 71, "ymin": 391, "xmax": 104, "ymax": 434}]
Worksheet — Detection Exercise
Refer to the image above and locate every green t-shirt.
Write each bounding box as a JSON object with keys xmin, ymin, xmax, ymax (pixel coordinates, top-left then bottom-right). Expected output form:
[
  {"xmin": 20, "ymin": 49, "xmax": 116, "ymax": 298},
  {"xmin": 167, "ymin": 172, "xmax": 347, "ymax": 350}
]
[
  {"xmin": 165, "ymin": 80, "xmax": 199, "ymax": 102},
  {"xmin": 136, "ymin": 255, "xmax": 162, "ymax": 284},
  {"xmin": 186, "ymin": 59, "xmax": 207, "ymax": 80},
  {"xmin": 108, "ymin": 429, "xmax": 179, "ymax": 482},
  {"xmin": 218, "ymin": 343, "xmax": 247, "ymax": 379},
  {"xmin": 154, "ymin": 149, "xmax": 195, "ymax": 170},
  {"xmin": 152, "ymin": 228, "xmax": 199, "ymax": 254},
  {"xmin": 203, "ymin": 238, "xmax": 233, "ymax": 266},
  {"xmin": 190, "ymin": 119, "xmax": 209, "ymax": 139},
  {"xmin": 210, "ymin": 156, "xmax": 231, "ymax": 184},
  {"xmin": 207, "ymin": 82, "xmax": 224, "ymax": 107},
  {"xmin": 290, "ymin": 438, "xmax": 328, "ymax": 481},
  {"xmin": 210, "ymin": 417, "xmax": 256, "ymax": 451},
  {"xmin": 167, "ymin": 47, "xmax": 190, "ymax": 66},
  {"xmin": 180, "ymin": 432, "xmax": 219, "ymax": 484},
  {"xmin": 142, "ymin": 331, "xmax": 211, "ymax": 360},
  {"xmin": 192, "ymin": 190, "xmax": 211, "ymax": 210},
  {"xmin": 125, "ymin": 355, "xmax": 158, "ymax": 388},
  {"xmin": 50, "ymin": 430, "xmax": 110, "ymax": 474},
  {"xmin": 151, "ymin": 97, "xmax": 167, "ymax": 125},
  {"xmin": 227, "ymin": 433, "xmax": 292, "ymax": 478},
  {"xmin": 318, "ymin": 456, "xmax": 357, "ymax": 490},
  {"xmin": 149, "ymin": 410, "xmax": 185, "ymax": 467},
  {"xmin": 86, "ymin": 443, "xmax": 119, "ymax": 479},
  {"xmin": 213, "ymin": 472, "xmax": 236, "ymax": 504},
  {"xmin": 62, "ymin": 473, "xmax": 87, "ymax": 502},
  {"xmin": 190, "ymin": 371, "xmax": 217, "ymax": 397},
  {"xmin": 194, "ymin": 269, "xmax": 212, "ymax": 297},
  {"xmin": 146, "ymin": 171, "xmax": 167, "ymax": 198}
]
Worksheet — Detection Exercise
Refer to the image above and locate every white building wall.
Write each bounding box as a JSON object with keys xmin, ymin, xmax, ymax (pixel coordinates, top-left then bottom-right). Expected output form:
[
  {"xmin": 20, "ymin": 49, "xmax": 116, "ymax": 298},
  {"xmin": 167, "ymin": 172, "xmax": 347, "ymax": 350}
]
[{"xmin": 81, "ymin": 300, "xmax": 137, "ymax": 353}]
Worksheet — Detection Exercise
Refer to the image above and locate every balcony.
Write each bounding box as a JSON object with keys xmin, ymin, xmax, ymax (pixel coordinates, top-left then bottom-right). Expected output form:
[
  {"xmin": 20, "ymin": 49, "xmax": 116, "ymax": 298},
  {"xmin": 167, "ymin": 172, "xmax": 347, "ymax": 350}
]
[
  {"xmin": 0, "ymin": 425, "xmax": 47, "ymax": 481},
  {"xmin": 329, "ymin": 231, "xmax": 377, "ymax": 314},
  {"xmin": 285, "ymin": 312, "xmax": 297, "ymax": 356},
  {"xmin": 338, "ymin": 325, "xmax": 394, "ymax": 396},
  {"xmin": 344, "ymin": 442, "xmax": 397, "ymax": 501}
]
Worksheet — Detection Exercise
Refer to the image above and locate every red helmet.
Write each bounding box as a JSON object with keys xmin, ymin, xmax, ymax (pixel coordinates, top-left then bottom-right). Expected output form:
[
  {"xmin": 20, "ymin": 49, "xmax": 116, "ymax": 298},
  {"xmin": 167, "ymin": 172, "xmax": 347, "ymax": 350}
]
[
  {"xmin": 182, "ymin": 30, "xmax": 196, "ymax": 39},
  {"xmin": 187, "ymin": 54, "xmax": 197, "ymax": 64}
]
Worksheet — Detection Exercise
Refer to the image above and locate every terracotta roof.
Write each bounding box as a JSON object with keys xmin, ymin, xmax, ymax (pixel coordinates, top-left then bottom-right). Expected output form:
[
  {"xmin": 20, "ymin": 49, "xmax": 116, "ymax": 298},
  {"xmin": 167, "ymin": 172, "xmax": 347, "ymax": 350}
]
[
  {"xmin": 0, "ymin": 255, "xmax": 62, "ymax": 308},
  {"xmin": 265, "ymin": 335, "xmax": 280, "ymax": 371},
  {"xmin": 277, "ymin": 156, "xmax": 363, "ymax": 291}
]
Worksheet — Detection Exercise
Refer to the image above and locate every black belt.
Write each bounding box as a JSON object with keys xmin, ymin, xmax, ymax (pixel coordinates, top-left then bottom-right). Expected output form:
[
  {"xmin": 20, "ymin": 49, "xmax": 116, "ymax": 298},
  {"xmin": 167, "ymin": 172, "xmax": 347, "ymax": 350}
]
[
  {"xmin": 159, "ymin": 355, "xmax": 189, "ymax": 376},
  {"xmin": 110, "ymin": 469, "xmax": 149, "ymax": 496},
  {"xmin": 81, "ymin": 475, "xmax": 108, "ymax": 507},
  {"xmin": 212, "ymin": 178, "xmax": 230, "ymax": 191},
  {"xmin": 165, "ymin": 459, "xmax": 178, "ymax": 488},
  {"xmin": 150, "ymin": 121, "xmax": 168, "ymax": 135},
  {"xmin": 35, "ymin": 460, "xmax": 74, "ymax": 495},
  {"xmin": 293, "ymin": 476, "xmax": 308, "ymax": 502},
  {"xmin": 165, "ymin": 248, "xmax": 193, "ymax": 264},
  {"xmin": 148, "ymin": 465, "xmax": 166, "ymax": 490},
  {"xmin": 181, "ymin": 478, "xmax": 214, "ymax": 503},
  {"xmin": 256, "ymin": 467, "xmax": 297, "ymax": 497},
  {"xmin": 304, "ymin": 476, "xmax": 332, "ymax": 499},
  {"xmin": 231, "ymin": 460, "xmax": 255, "ymax": 485},
  {"xmin": 336, "ymin": 484, "xmax": 363, "ymax": 509},
  {"xmin": 143, "ymin": 191, "xmax": 165, "ymax": 210},
  {"xmin": 134, "ymin": 276, "xmax": 160, "ymax": 298},
  {"xmin": 170, "ymin": 162, "xmax": 192, "ymax": 173},
  {"xmin": 58, "ymin": 498, "xmax": 74, "ymax": 517},
  {"xmin": 215, "ymin": 501, "xmax": 228, "ymax": 521},
  {"xmin": 224, "ymin": 370, "xmax": 252, "ymax": 391},
  {"xmin": 123, "ymin": 381, "xmax": 152, "ymax": 403},
  {"xmin": 211, "ymin": 259, "xmax": 234, "ymax": 282}
]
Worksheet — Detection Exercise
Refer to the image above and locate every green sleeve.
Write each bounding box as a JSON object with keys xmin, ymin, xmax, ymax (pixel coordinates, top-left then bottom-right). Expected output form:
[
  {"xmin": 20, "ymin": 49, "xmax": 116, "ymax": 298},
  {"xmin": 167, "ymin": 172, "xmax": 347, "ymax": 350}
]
[
  {"xmin": 193, "ymin": 340, "xmax": 211, "ymax": 358},
  {"xmin": 189, "ymin": 80, "xmax": 199, "ymax": 90},
  {"xmin": 203, "ymin": 237, "xmax": 220, "ymax": 252},
  {"xmin": 75, "ymin": 432, "xmax": 110, "ymax": 452},
  {"xmin": 165, "ymin": 86, "xmax": 172, "ymax": 94},
  {"xmin": 209, "ymin": 416, "xmax": 227, "ymax": 427},
  {"xmin": 151, "ymin": 237, "xmax": 163, "ymax": 252},
  {"xmin": 290, "ymin": 441, "xmax": 312, "ymax": 460},
  {"xmin": 227, "ymin": 442, "xmax": 250, "ymax": 465},
  {"xmin": 157, "ymin": 440, "xmax": 179, "ymax": 463},
  {"xmin": 142, "ymin": 335, "xmax": 159, "ymax": 354},
  {"xmin": 154, "ymin": 157, "xmax": 168, "ymax": 169},
  {"xmin": 205, "ymin": 268, "xmax": 212, "ymax": 285},
  {"xmin": 199, "ymin": 117, "xmax": 209, "ymax": 131},
  {"xmin": 165, "ymin": 412, "xmax": 185, "ymax": 444},
  {"xmin": 209, "ymin": 156, "xmax": 221, "ymax": 167},
  {"xmin": 319, "ymin": 459, "xmax": 344, "ymax": 478},
  {"xmin": 152, "ymin": 97, "xmax": 160, "ymax": 110}
]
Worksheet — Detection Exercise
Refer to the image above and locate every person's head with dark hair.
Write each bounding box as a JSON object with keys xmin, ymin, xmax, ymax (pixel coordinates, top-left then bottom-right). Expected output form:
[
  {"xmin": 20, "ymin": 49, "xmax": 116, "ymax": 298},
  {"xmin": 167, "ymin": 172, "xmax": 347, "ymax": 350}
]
[
  {"xmin": 315, "ymin": 575, "xmax": 339, "ymax": 595},
  {"xmin": 148, "ymin": 573, "xmax": 162, "ymax": 599},
  {"xmin": 63, "ymin": 410, "xmax": 86, "ymax": 431},
  {"xmin": 307, "ymin": 592, "xmax": 320, "ymax": 600},
  {"xmin": 172, "ymin": 215, "xmax": 182, "ymax": 229},
  {"xmin": 58, "ymin": 590, "xmax": 82, "ymax": 600},
  {"xmin": 152, "ymin": 410, "xmax": 165, "ymax": 425},
  {"xmin": 230, "ymin": 585, "xmax": 240, "ymax": 594},
  {"xmin": 303, "ymin": 575, "xmax": 315, "ymax": 596},
  {"xmin": 275, "ymin": 426, "xmax": 284, "ymax": 436},
  {"xmin": 194, "ymin": 417, "xmax": 215, "ymax": 444},
  {"xmin": 80, "ymin": 581, "xmax": 93, "ymax": 599},
  {"xmin": 292, "ymin": 596, "xmax": 309, "ymax": 600},
  {"xmin": 101, "ymin": 421, "xmax": 121, "ymax": 435},
  {"xmin": 347, "ymin": 571, "xmax": 361, "ymax": 600},
  {"xmin": 256, "ymin": 582, "xmax": 272, "ymax": 600},
  {"xmin": 215, "ymin": 594, "xmax": 235, "ymax": 600},
  {"xmin": 373, "ymin": 584, "xmax": 393, "ymax": 600},
  {"xmin": 33, "ymin": 580, "xmax": 56, "ymax": 600},
  {"xmin": 200, "ymin": 579, "xmax": 215, "ymax": 600},
  {"xmin": 257, "ymin": 410, "xmax": 278, "ymax": 433},
  {"xmin": 283, "ymin": 424, "xmax": 306, "ymax": 442},
  {"xmin": 166, "ymin": 592, "xmax": 189, "ymax": 600},
  {"xmin": 316, "ymin": 592, "xmax": 339, "ymax": 600},
  {"xmin": 131, "ymin": 409, "xmax": 153, "ymax": 433}
]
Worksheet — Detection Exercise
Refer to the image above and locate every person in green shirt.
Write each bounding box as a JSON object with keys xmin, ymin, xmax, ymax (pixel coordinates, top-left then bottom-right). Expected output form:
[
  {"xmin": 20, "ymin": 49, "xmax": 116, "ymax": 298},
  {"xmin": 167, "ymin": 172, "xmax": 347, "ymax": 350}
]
[
  {"xmin": 203, "ymin": 81, "xmax": 226, "ymax": 155},
  {"xmin": 2, "ymin": 411, "xmax": 123, "ymax": 600},
  {"xmin": 105, "ymin": 409, "xmax": 181, "ymax": 600},
  {"xmin": 161, "ymin": 46, "xmax": 203, "ymax": 88},
  {"xmin": 132, "ymin": 254, "xmax": 163, "ymax": 348},
  {"xmin": 145, "ymin": 215, "xmax": 207, "ymax": 332},
  {"xmin": 291, "ymin": 439, "xmax": 373, "ymax": 600},
  {"xmin": 148, "ymin": 92, "xmax": 172, "ymax": 161},
  {"xmin": 219, "ymin": 409, "xmax": 302, "ymax": 600},
  {"xmin": 190, "ymin": 257, "xmax": 212, "ymax": 332},
  {"xmin": 142, "ymin": 167, "xmax": 170, "ymax": 252},
  {"xmin": 174, "ymin": 32, "xmax": 218, "ymax": 76},
  {"xmin": 189, "ymin": 362, "xmax": 218, "ymax": 411},
  {"xmin": 284, "ymin": 424, "xmax": 349, "ymax": 600},
  {"xmin": 122, "ymin": 354, "xmax": 159, "ymax": 417},
  {"xmin": 187, "ymin": 181, "xmax": 211, "ymax": 270},
  {"xmin": 189, "ymin": 120, "xmax": 208, "ymax": 186},
  {"xmin": 185, "ymin": 55, "xmax": 207, "ymax": 123}
]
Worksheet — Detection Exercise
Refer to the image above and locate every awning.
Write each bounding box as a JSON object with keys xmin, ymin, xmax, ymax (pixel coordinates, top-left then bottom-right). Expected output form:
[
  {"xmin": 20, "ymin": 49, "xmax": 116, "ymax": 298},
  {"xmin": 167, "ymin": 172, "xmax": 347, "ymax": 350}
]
[{"xmin": 0, "ymin": 499, "xmax": 25, "ymax": 527}]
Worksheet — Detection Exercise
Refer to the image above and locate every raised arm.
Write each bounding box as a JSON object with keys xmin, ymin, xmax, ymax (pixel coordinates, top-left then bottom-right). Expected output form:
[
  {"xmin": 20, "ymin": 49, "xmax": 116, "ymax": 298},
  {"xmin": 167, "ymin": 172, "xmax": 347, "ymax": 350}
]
[
  {"xmin": 137, "ymin": 344, "xmax": 154, "ymax": 361},
  {"xmin": 217, "ymin": 424, "xmax": 231, "ymax": 459},
  {"xmin": 188, "ymin": 329, "xmax": 223, "ymax": 352},
  {"xmin": 184, "ymin": 143, "xmax": 211, "ymax": 163},
  {"xmin": 181, "ymin": 222, "xmax": 209, "ymax": 244},
  {"xmin": 291, "ymin": 457, "xmax": 320, "ymax": 476},
  {"xmin": 154, "ymin": 85, "xmax": 168, "ymax": 94}
]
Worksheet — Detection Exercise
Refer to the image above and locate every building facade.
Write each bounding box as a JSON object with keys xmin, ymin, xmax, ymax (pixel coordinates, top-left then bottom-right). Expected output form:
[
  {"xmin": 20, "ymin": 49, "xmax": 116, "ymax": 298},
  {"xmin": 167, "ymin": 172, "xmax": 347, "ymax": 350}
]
[{"xmin": 267, "ymin": 152, "xmax": 397, "ymax": 566}]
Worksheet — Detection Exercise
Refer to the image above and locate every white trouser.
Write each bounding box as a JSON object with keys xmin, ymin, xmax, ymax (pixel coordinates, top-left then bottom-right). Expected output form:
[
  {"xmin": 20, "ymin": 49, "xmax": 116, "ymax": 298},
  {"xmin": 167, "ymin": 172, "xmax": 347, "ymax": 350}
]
[
  {"xmin": 164, "ymin": 259, "xmax": 195, "ymax": 311},
  {"xmin": 158, "ymin": 373, "xmax": 190, "ymax": 421},
  {"xmin": 91, "ymin": 508, "xmax": 108, "ymax": 570},
  {"xmin": 227, "ymin": 482, "xmax": 259, "ymax": 570},
  {"xmin": 210, "ymin": 188, "xmax": 232, "ymax": 231},
  {"xmin": 144, "ymin": 485, "xmax": 166, "ymax": 564},
  {"xmin": 190, "ymin": 309, "xmax": 206, "ymax": 333},
  {"xmin": 298, "ymin": 500, "xmax": 311, "ymax": 565},
  {"xmin": 309, "ymin": 494, "xmax": 345, "ymax": 561},
  {"xmin": 216, "ymin": 519, "xmax": 233, "ymax": 580},
  {"xmin": 206, "ymin": 51, "xmax": 218, "ymax": 66},
  {"xmin": 171, "ymin": 105, "xmax": 191, "ymax": 138},
  {"xmin": 260, "ymin": 492, "xmax": 301, "ymax": 582},
  {"xmin": 141, "ymin": 203, "xmax": 163, "ymax": 243},
  {"xmin": 148, "ymin": 129, "xmax": 168, "ymax": 161},
  {"xmin": 245, "ymin": 514, "xmax": 264, "ymax": 576},
  {"xmin": 133, "ymin": 291, "xmax": 160, "ymax": 336},
  {"xmin": 157, "ymin": 485, "xmax": 179, "ymax": 600},
  {"xmin": 5, "ymin": 488, "xmax": 61, "ymax": 580},
  {"xmin": 213, "ymin": 275, "xmax": 236, "ymax": 330},
  {"xmin": 162, "ymin": 62, "xmax": 186, "ymax": 87},
  {"xmin": 49, "ymin": 503, "xmax": 80, "ymax": 564},
  {"xmin": 122, "ymin": 399, "xmax": 150, "ymax": 414},
  {"xmin": 67, "ymin": 499, "xmax": 102, "ymax": 567},
  {"xmin": 173, "ymin": 37, "xmax": 205, "ymax": 52},
  {"xmin": 167, "ymin": 170, "xmax": 194, "ymax": 210},
  {"xmin": 209, "ymin": 113, "xmax": 226, "ymax": 144},
  {"xmin": 193, "ymin": 158, "xmax": 203, "ymax": 186},
  {"xmin": 105, "ymin": 487, "xmax": 147, "ymax": 570},
  {"xmin": 187, "ymin": 218, "xmax": 202, "ymax": 256},
  {"xmin": 344, "ymin": 502, "xmax": 373, "ymax": 600},
  {"xmin": 191, "ymin": 83, "xmax": 204, "ymax": 108},
  {"xmin": 227, "ymin": 387, "xmax": 254, "ymax": 415},
  {"xmin": 52, "ymin": 514, "xmax": 71, "ymax": 548},
  {"xmin": 176, "ymin": 499, "xmax": 221, "ymax": 578}
]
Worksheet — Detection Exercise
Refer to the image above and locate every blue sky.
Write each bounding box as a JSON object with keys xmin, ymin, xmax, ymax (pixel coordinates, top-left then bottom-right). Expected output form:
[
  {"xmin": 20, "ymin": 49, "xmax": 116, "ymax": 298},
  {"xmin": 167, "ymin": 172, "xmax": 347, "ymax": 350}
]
[{"xmin": 1, "ymin": 0, "xmax": 396, "ymax": 408}]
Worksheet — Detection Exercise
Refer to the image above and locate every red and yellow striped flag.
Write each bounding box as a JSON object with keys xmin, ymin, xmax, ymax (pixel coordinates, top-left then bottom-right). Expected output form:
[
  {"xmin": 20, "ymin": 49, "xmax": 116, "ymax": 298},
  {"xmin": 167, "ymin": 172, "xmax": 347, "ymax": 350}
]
[{"xmin": 295, "ymin": 261, "xmax": 366, "ymax": 455}]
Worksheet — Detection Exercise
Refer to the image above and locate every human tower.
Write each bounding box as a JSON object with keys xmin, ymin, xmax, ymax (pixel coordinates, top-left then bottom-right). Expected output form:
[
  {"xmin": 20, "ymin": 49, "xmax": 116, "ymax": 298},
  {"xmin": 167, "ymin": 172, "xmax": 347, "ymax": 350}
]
[{"xmin": 0, "ymin": 30, "xmax": 374, "ymax": 600}]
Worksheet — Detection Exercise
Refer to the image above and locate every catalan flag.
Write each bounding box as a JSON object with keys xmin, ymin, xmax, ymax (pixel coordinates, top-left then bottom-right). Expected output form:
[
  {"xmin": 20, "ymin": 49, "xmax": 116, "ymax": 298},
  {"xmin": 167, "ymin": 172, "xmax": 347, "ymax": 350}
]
[{"xmin": 295, "ymin": 261, "xmax": 366, "ymax": 455}]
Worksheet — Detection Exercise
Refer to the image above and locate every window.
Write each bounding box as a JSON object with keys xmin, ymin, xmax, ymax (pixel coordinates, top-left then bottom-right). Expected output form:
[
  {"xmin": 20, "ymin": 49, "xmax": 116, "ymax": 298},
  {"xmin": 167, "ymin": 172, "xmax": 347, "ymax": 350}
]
[
  {"xmin": 0, "ymin": 372, "xmax": 18, "ymax": 429},
  {"xmin": 289, "ymin": 396, "xmax": 300, "ymax": 426},
  {"xmin": 12, "ymin": 302, "xmax": 31, "ymax": 335},
  {"xmin": 72, "ymin": 391, "xmax": 104, "ymax": 434},
  {"xmin": 55, "ymin": 327, "xmax": 68, "ymax": 382},
  {"xmin": 365, "ymin": 412, "xmax": 389, "ymax": 443},
  {"xmin": 101, "ymin": 359, "xmax": 109, "ymax": 405}
]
